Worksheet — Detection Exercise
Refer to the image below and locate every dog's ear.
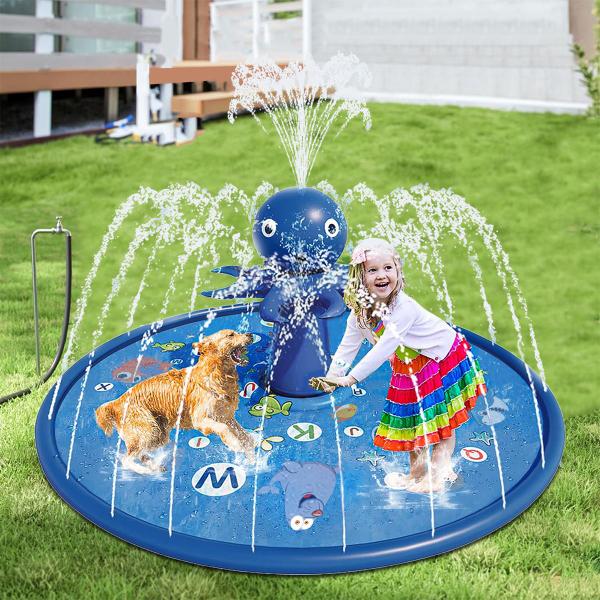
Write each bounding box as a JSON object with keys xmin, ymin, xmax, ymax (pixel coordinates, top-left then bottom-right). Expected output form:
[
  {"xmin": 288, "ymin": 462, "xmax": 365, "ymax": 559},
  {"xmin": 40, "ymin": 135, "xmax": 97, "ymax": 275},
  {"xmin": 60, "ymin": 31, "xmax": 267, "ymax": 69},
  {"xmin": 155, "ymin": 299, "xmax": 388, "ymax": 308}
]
[{"xmin": 192, "ymin": 340, "xmax": 210, "ymax": 356}]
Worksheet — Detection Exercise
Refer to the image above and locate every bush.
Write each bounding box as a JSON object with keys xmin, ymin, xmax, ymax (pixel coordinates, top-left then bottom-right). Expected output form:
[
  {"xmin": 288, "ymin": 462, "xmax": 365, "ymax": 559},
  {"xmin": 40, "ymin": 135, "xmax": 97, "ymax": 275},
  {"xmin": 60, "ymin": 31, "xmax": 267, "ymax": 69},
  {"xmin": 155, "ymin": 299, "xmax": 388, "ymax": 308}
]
[{"xmin": 572, "ymin": 0, "xmax": 600, "ymax": 118}]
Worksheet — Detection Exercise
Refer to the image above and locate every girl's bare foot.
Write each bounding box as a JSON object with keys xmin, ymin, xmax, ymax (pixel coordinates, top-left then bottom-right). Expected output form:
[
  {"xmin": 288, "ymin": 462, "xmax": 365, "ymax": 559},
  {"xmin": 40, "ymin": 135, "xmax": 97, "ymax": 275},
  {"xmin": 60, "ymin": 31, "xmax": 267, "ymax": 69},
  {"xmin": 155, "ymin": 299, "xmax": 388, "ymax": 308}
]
[
  {"xmin": 441, "ymin": 469, "xmax": 458, "ymax": 483},
  {"xmin": 409, "ymin": 448, "xmax": 427, "ymax": 480},
  {"xmin": 429, "ymin": 433, "xmax": 456, "ymax": 485},
  {"xmin": 405, "ymin": 467, "xmax": 457, "ymax": 494},
  {"xmin": 409, "ymin": 464, "xmax": 427, "ymax": 480},
  {"xmin": 384, "ymin": 471, "xmax": 411, "ymax": 489},
  {"xmin": 406, "ymin": 474, "xmax": 444, "ymax": 494}
]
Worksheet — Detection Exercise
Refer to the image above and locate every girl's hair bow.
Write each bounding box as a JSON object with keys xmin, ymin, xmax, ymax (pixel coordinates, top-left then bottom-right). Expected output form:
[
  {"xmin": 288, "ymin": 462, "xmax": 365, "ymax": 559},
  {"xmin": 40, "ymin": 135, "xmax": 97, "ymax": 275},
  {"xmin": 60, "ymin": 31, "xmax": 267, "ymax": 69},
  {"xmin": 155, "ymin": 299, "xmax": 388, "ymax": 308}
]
[
  {"xmin": 350, "ymin": 238, "xmax": 401, "ymax": 266},
  {"xmin": 350, "ymin": 247, "xmax": 368, "ymax": 265}
]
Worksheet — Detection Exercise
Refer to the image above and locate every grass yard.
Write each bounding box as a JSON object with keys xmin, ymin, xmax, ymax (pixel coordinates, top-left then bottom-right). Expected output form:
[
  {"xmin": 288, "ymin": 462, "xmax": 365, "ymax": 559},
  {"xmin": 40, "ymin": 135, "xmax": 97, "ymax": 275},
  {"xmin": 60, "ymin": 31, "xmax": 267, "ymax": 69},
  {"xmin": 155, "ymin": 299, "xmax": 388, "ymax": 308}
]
[{"xmin": 0, "ymin": 103, "xmax": 599, "ymax": 598}]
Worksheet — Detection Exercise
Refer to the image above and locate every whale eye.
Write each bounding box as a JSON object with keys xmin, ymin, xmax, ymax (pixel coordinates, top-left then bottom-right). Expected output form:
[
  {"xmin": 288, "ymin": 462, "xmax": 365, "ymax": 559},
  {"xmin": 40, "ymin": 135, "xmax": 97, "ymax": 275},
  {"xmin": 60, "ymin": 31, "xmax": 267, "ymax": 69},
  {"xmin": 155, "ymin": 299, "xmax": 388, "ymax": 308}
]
[
  {"xmin": 290, "ymin": 515, "xmax": 303, "ymax": 531},
  {"xmin": 302, "ymin": 518, "xmax": 314, "ymax": 530},
  {"xmin": 324, "ymin": 218, "xmax": 340, "ymax": 238},
  {"xmin": 261, "ymin": 219, "xmax": 277, "ymax": 238}
]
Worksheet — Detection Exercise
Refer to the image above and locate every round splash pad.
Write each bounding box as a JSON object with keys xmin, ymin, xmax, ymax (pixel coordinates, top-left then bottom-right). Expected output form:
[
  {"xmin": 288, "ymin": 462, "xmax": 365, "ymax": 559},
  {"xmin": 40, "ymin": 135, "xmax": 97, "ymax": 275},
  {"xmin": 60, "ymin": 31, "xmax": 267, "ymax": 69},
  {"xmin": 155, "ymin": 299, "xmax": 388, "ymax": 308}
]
[{"xmin": 36, "ymin": 304, "xmax": 564, "ymax": 574}]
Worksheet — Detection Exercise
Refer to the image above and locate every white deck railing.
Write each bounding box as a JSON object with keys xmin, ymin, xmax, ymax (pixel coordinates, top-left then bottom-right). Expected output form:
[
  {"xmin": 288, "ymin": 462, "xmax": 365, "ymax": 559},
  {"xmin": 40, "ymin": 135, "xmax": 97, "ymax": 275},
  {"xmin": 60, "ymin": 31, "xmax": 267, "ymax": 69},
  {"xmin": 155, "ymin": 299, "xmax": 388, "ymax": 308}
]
[
  {"xmin": 210, "ymin": 0, "xmax": 307, "ymax": 62},
  {"xmin": 0, "ymin": 0, "xmax": 177, "ymax": 136}
]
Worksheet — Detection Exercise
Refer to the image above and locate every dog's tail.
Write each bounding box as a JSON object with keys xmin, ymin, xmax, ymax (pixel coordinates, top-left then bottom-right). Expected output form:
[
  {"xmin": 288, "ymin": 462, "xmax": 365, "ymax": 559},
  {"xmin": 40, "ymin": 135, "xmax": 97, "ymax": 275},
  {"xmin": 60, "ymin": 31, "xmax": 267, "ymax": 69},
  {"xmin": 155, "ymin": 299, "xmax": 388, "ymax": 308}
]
[{"xmin": 95, "ymin": 401, "xmax": 118, "ymax": 436}]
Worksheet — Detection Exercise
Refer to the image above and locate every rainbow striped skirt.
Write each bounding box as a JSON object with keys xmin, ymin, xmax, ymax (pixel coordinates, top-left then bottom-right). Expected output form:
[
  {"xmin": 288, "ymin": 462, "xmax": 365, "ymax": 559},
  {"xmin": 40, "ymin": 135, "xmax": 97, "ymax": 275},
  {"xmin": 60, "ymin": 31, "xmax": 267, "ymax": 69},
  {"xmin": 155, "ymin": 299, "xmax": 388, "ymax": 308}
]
[{"xmin": 374, "ymin": 333, "xmax": 486, "ymax": 452}]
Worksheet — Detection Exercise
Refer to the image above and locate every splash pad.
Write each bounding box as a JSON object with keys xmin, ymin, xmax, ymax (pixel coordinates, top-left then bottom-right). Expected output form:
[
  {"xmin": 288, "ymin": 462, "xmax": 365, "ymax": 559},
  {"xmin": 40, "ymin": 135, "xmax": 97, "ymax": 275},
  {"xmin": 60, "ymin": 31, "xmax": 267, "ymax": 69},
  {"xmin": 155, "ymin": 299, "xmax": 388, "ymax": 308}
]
[
  {"xmin": 35, "ymin": 56, "xmax": 564, "ymax": 573},
  {"xmin": 36, "ymin": 301, "xmax": 563, "ymax": 573}
]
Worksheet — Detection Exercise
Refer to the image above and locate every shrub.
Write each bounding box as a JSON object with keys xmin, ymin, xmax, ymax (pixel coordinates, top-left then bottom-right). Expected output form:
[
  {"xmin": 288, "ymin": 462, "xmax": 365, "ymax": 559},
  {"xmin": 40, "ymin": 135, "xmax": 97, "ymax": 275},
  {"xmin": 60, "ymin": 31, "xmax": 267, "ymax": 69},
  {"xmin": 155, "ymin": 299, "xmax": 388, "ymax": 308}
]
[{"xmin": 572, "ymin": 0, "xmax": 600, "ymax": 118}]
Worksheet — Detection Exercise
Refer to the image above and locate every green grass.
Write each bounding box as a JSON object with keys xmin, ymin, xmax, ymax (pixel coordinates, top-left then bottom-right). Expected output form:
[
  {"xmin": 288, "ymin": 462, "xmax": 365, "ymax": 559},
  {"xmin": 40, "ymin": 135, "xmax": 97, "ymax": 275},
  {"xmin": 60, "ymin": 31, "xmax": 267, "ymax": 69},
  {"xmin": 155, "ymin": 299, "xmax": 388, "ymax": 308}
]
[{"xmin": 1, "ymin": 104, "xmax": 599, "ymax": 598}]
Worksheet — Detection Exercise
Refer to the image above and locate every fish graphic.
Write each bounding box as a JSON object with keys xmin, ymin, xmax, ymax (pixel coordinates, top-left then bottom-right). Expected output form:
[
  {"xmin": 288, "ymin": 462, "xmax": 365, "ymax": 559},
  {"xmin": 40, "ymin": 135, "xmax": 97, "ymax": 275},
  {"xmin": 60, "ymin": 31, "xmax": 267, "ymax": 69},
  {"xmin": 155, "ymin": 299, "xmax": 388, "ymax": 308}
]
[
  {"xmin": 249, "ymin": 394, "xmax": 292, "ymax": 419},
  {"xmin": 152, "ymin": 341, "xmax": 185, "ymax": 352},
  {"xmin": 111, "ymin": 357, "xmax": 171, "ymax": 383},
  {"xmin": 479, "ymin": 396, "xmax": 509, "ymax": 425}
]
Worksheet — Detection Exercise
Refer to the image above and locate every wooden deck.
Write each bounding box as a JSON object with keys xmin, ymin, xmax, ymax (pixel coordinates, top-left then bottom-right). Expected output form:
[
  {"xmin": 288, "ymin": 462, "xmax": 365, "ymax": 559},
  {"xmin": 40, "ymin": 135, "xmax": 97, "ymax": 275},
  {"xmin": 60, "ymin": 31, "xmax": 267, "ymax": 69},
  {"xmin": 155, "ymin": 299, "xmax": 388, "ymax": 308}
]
[
  {"xmin": 0, "ymin": 61, "xmax": 238, "ymax": 95},
  {"xmin": 171, "ymin": 79, "xmax": 330, "ymax": 119}
]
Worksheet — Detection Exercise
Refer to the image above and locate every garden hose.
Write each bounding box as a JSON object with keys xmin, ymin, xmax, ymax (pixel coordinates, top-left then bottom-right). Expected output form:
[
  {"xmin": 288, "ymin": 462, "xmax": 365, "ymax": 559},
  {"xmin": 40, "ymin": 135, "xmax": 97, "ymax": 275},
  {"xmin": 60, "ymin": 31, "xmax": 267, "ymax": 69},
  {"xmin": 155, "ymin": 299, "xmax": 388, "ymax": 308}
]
[{"xmin": 0, "ymin": 219, "xmax": 72, "ymax": 405}]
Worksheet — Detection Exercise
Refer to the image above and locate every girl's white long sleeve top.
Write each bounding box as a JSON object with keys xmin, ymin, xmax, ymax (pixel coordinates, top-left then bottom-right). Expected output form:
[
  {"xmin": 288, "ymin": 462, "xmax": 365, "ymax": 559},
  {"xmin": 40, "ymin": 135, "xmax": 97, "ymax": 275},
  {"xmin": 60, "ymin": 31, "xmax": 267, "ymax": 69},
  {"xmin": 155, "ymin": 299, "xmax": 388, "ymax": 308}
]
[{"xmin": 327, "ymin": 291, "xmax": 456, "ymax": 383}]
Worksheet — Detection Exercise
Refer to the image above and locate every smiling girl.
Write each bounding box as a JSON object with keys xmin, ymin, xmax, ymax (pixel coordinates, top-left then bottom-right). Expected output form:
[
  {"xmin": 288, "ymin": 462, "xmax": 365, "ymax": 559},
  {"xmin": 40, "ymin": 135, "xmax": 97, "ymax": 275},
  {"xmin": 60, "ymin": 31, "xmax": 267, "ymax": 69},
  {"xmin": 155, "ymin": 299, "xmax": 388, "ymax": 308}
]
[{"xmin": 311, "ymin": 238, "xmax": 486, "ymax": 492}]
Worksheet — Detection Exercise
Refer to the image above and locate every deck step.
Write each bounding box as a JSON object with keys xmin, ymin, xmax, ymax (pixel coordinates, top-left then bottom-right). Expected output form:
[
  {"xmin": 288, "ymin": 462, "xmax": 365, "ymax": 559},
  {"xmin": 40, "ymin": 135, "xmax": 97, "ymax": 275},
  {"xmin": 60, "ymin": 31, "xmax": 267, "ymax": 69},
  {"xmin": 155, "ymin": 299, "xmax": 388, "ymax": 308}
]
[{"xmin": 171, "ymin": 91, "xmax": 234, "ymax": 118}]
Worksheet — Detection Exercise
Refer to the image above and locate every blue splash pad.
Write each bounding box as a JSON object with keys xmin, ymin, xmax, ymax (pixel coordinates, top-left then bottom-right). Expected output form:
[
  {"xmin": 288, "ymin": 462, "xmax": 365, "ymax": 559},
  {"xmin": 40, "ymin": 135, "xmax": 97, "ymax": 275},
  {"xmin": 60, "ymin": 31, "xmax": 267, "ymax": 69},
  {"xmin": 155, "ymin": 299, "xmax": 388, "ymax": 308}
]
[{"xmin": 36, "ymin": 303, "xmax": 564, "ymax": 574}]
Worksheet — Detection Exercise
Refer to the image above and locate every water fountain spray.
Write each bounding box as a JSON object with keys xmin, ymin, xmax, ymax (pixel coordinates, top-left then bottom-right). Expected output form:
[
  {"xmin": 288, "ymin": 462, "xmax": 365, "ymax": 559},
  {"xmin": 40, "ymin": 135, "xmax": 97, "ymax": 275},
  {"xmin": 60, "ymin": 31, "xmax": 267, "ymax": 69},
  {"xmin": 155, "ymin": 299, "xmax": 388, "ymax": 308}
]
[{"xmin": 33, "ymin": 54, "xmax": 564, "ymax": 575}]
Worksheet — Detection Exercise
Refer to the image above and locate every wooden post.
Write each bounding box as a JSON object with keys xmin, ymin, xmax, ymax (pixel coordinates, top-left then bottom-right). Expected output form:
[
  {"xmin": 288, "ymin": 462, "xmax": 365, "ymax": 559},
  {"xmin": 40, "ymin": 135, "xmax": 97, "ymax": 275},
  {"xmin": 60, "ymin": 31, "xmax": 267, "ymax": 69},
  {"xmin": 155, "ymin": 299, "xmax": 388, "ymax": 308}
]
[
  {"xmin": 196, "ymin": 0, "xmax": 211, "ymax": 60},
  {"xmin": 34, "ymin": 0, "xmax": 53, "ymax": 137},
  {"xmin": 183, "ymin": 0, "xmax": 197, "ymax": 59},
  {"xmin": 569, "ymin": 0, "xmax": 597, "ymax": 57},
  {"xmin": 105, "ymin": 87, "xmax": 119, "ymax": 122}
]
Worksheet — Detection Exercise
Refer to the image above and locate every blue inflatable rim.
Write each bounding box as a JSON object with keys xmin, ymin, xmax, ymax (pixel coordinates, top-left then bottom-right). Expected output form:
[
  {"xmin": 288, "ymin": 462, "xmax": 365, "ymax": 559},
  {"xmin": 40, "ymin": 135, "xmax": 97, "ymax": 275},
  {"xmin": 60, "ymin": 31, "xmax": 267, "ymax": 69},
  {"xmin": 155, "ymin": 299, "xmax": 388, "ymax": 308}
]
[{"xmin": 35, "ymin": 302, "xmax": 565, "ymax": 575}]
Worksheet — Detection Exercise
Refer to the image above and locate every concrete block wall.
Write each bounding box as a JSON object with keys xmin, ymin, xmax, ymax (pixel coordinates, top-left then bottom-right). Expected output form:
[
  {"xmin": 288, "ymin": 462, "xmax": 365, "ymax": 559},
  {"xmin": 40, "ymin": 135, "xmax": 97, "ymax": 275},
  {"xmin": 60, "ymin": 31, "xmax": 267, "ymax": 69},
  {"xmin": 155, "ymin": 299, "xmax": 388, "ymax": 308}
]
[
  {"xmin": 311, "ymin": 0, "xmax": 588, "ymax": 109},
  {"xmin": 263, "ymin": 16, "xmax": 303, "ymax": 61},
  {"xmin": 211, "ymin": 2, "xmax": 254, "ymax": 61}
]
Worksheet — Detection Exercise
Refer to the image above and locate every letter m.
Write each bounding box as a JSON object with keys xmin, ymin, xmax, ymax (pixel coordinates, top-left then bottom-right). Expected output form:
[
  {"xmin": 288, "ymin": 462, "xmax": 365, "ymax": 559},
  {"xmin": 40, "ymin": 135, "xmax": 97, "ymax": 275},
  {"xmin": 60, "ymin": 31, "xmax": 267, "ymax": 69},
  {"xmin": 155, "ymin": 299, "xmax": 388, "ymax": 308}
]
[{"xmin": 195, "ymin": 466, "xmax": 239, "ymax": 490}]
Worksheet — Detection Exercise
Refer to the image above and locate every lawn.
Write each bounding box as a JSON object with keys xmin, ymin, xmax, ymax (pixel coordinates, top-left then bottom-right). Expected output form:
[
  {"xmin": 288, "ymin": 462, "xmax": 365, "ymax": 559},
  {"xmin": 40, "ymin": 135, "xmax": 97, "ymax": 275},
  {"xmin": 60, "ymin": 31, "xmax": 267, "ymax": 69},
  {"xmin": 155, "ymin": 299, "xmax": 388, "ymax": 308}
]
[{"xmin": 0, "ymin": 103, "xmax": 599, "ymax": 598}]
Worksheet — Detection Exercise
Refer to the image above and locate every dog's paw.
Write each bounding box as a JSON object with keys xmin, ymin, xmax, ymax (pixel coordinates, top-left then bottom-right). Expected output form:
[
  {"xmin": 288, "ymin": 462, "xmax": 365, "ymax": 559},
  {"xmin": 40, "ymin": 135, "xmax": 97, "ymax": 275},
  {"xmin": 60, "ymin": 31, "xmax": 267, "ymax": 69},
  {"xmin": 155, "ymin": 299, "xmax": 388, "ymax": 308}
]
[{"xmin": 140, "ymin": 455, "xmax": 167, "ymax": 473}]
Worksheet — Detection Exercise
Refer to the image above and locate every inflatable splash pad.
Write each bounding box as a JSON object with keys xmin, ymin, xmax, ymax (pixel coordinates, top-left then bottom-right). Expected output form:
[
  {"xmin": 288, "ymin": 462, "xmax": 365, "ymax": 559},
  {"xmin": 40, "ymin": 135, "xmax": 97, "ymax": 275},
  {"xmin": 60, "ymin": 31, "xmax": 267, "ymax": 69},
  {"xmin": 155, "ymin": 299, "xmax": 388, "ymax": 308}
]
[{"xmin": 36, "ymin": 303, "xmax": 564, "ymax": 574}]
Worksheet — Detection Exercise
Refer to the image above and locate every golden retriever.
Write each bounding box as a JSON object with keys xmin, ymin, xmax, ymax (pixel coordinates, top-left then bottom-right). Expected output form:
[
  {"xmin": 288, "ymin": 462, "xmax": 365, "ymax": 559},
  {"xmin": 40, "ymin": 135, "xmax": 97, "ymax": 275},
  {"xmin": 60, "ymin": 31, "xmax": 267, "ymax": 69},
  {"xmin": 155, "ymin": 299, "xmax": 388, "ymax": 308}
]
[{"xmin": 95, "ymin": 329, "xmax": 256, "ymax": 474}]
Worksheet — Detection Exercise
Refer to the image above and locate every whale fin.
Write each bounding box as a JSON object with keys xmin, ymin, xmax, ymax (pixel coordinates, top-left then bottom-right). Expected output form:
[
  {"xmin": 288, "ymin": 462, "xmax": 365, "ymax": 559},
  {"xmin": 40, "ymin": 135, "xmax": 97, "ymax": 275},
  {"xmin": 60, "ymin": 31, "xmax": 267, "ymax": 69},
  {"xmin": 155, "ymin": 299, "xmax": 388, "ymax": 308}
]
[
  {"xmin": 259, "ymin": 287, "xmax": 283, "ymax": 322},
  {"xmin": 313, "ymin": 289, "xmax": 346, "ymax": 319},
  {"xmin": 212, "ymin": 265, "xmax": 242, "ymax": 277}
]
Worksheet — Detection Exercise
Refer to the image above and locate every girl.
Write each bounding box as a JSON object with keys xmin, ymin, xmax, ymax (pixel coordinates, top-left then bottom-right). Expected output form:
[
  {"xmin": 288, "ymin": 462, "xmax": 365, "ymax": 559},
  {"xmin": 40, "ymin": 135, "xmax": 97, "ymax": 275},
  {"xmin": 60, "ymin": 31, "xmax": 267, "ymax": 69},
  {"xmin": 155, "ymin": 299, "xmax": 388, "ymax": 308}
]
[{"xmin": 311, "ymin": 238, "xmax": 486, "ymax": 493}]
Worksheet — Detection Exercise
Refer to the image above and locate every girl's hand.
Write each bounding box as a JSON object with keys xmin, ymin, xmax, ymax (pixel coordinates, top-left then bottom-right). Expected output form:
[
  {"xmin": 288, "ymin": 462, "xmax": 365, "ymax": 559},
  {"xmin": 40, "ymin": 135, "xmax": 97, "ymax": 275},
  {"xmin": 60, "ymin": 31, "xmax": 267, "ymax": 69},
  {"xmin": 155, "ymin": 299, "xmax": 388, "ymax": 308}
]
[
  {"xmin": 309, "ymin": 375, "xmax": 357, "ymax": 392},
  {"xmin": 330, "ymin": 375, "xmax": 357, "ymax": 388},
  {"xmin": 309, "ymin": 377, "xmax": 336, "ymax": 393}
]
